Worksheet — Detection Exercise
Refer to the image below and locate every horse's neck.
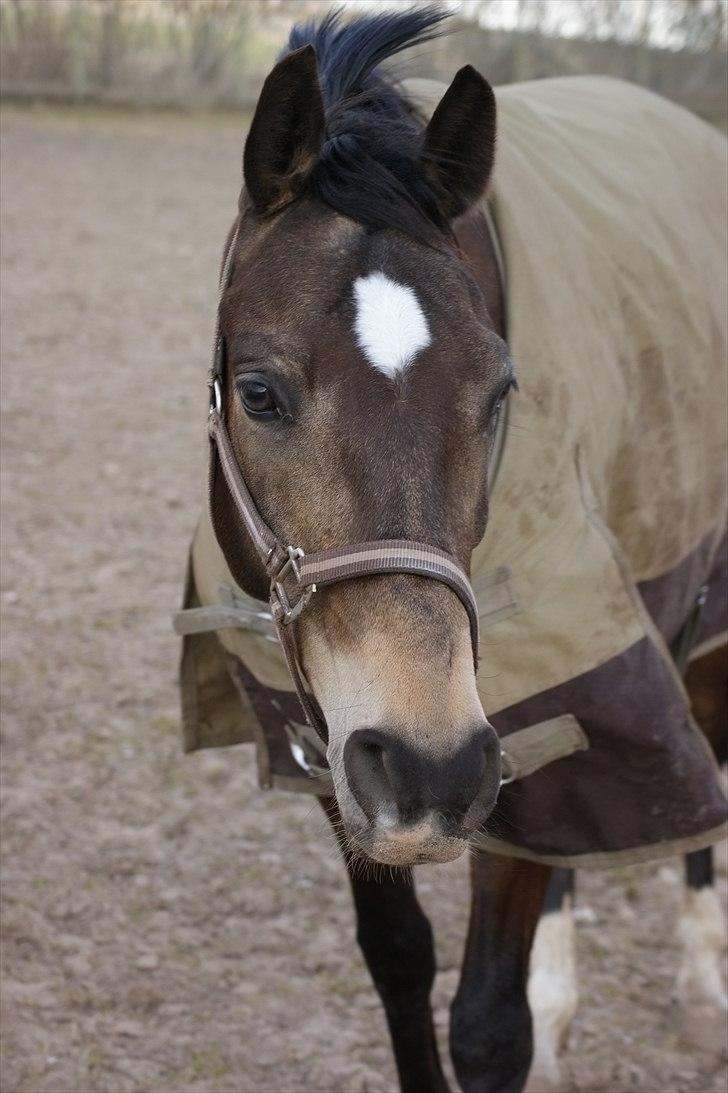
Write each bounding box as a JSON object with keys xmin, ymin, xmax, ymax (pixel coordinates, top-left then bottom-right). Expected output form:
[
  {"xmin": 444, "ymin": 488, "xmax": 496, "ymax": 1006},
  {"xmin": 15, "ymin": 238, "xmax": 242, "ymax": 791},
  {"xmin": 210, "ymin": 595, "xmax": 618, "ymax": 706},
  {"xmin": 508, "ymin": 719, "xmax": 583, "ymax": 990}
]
[{"xmin": 455, "ymin": 207, "xmax": 505, "ymax": 340}]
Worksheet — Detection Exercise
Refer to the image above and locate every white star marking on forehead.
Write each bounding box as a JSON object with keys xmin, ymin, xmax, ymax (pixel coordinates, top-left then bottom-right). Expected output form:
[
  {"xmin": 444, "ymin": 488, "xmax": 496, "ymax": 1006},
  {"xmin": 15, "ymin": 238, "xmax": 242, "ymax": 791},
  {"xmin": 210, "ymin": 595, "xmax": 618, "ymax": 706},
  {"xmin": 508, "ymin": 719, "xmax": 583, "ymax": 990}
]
[{"xmin": 352, "ymin": 272, "xmax": 431, "ymax": 379}]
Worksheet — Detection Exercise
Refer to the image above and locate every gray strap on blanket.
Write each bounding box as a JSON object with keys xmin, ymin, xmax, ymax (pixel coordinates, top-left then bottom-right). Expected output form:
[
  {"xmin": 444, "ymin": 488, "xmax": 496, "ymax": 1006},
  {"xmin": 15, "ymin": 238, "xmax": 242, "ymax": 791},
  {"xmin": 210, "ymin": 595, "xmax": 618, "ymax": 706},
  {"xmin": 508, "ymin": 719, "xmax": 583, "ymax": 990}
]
[{"xmin": 173, "ymin": 604, "xmax": 276, "ymax": 640}]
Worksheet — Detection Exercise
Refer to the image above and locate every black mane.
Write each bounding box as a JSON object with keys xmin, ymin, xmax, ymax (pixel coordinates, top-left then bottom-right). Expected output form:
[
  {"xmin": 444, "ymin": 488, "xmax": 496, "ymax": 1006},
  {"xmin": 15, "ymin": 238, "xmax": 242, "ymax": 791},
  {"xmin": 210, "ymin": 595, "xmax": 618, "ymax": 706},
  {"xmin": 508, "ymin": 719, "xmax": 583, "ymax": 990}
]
[{"xmin": 284, "ymin": 6, "xmax": 452, "ymax": 242}]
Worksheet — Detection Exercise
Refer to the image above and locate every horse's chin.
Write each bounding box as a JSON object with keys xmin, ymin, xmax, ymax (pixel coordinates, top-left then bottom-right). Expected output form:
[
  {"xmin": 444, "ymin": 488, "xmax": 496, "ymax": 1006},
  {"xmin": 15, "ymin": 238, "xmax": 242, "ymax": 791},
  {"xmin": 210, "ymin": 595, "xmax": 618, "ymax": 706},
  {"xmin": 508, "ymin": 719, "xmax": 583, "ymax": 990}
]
[{"xmin": 344, "ymin": 820, "xmax": 468, "ymax": 867}]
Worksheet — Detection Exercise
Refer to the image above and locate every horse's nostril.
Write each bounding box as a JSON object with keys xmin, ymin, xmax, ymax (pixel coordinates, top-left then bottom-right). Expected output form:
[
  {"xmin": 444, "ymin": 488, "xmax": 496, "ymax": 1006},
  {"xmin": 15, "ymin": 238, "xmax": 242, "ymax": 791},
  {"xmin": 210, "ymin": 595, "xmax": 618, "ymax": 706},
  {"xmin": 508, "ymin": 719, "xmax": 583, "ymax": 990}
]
[
  {"xmin": 343, "ymin": 724, "xmax": 501, "ymax": 833},
  {"xmin": 343, "ymin": 728, "xmax": 395, "ymax": 823}
]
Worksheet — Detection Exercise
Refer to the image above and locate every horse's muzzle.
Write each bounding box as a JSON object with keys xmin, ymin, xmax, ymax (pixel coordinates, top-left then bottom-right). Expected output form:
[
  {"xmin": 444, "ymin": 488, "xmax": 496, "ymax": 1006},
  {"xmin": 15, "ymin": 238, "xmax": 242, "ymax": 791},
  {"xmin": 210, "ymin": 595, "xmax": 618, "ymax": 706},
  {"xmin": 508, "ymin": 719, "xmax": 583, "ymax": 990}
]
[{"xmin": 342, "ymin": 721, "xmax": 501, "ymax": 862}]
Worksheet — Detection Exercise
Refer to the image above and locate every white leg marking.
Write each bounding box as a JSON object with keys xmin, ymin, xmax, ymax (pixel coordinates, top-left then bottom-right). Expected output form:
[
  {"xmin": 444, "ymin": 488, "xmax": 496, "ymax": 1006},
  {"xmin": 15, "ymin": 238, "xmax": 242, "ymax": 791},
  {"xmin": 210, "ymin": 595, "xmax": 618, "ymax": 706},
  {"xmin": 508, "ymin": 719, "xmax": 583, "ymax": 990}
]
[
  {"xmin": 352, "ymin": 271, "xmax": 431, "ymax": 379},
  {"xmin": 677, "ymin": 887, "xmax": 728, "ymax": 1011},
  {"xmin": 526, "ymin": 899, "xmax": 578, "ymax": 1090}
]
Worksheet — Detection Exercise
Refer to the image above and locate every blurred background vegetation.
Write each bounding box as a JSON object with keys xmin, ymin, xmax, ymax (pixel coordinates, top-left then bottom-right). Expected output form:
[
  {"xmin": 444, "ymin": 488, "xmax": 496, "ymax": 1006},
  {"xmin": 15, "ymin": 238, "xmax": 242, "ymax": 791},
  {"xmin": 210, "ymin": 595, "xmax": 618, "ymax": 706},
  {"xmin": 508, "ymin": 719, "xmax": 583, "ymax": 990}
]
[{"xmin": 1, "ymin": 0, "xmax": 726, "ymax": 126}]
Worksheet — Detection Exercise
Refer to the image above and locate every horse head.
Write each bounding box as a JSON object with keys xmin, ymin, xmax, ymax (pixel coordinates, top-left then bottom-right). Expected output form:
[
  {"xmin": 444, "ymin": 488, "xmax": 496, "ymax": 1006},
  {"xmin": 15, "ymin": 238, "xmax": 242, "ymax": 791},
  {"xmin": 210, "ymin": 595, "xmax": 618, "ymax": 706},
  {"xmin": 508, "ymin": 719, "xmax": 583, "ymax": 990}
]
[{"xmin": 213, "ymin": 30, "xmax": 514, "ymax": 866}]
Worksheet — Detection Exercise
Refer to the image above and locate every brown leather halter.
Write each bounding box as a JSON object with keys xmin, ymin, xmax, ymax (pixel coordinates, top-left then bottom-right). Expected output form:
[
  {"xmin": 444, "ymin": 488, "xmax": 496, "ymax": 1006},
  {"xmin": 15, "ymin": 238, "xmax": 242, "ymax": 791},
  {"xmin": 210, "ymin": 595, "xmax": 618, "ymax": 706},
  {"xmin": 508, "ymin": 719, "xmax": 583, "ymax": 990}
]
[{"xmin": 207, "ymin": 225, "xmax": 481, "ymax": 743}]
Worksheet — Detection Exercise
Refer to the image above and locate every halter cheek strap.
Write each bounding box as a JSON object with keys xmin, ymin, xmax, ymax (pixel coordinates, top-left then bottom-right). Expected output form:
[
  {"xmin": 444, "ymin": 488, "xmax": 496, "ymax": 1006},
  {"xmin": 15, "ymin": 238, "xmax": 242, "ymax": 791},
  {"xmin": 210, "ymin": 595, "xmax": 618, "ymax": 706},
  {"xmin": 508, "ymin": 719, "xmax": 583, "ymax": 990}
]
[{"xmin": 207, "ymin": 227, "xmax": 480, "ymax": 743}]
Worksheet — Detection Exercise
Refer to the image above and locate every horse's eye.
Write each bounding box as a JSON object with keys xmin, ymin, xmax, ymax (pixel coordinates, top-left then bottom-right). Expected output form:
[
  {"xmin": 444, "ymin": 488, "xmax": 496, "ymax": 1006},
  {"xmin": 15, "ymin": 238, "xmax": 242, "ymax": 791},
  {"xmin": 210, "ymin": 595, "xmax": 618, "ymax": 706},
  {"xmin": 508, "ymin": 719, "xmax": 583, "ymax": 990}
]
[
  {"xmin": 238, "ymin": 376, "xmax": 279, "ymax": 421},
  {"xmin": 491, "ymin": 378, "xmax": 516, "ymax": 421}
]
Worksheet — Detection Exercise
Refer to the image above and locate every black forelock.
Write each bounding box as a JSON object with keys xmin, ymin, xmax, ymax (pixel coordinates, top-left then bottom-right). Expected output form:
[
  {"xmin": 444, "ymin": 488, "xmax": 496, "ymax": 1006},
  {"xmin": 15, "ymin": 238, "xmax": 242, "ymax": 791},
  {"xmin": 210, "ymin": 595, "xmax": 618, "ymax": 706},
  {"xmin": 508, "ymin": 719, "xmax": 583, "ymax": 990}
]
[{"xmin": 283, "ymin": 6, "xmax": 453, "ymax": 244}]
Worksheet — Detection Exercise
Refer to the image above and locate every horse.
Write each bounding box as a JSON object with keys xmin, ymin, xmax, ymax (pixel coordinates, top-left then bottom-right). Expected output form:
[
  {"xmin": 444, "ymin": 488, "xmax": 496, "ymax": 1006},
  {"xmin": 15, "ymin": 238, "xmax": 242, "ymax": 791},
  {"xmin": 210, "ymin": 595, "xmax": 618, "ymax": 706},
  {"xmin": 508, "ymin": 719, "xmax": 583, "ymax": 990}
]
[{"xmin": 177, "ymin": 9, "xmax": 728, "ymax": 1091}]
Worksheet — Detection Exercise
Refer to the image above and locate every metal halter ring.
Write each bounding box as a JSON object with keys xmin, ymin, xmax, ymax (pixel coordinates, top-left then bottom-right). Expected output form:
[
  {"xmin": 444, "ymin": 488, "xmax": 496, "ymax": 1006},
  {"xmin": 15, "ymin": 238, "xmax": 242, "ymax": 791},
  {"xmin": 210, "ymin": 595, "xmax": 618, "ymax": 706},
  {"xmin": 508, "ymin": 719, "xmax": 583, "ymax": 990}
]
[
  {"xmin": 500, "ymin": 750, "xmax": 515, "ymax": 786},
  {"xmin": 210, "ymin": 377, "xmax": 223, "ymax": 416}
]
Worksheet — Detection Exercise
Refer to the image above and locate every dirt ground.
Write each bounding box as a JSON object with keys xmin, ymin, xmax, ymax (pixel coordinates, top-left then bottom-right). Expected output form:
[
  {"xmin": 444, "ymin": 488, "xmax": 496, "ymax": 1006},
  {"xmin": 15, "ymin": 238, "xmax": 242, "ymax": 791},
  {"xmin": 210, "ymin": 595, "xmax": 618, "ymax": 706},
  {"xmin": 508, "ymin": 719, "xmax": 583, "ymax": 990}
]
[{"xmin": 1, "ymin": 104, "xmax": 726, "ymax": 1093}]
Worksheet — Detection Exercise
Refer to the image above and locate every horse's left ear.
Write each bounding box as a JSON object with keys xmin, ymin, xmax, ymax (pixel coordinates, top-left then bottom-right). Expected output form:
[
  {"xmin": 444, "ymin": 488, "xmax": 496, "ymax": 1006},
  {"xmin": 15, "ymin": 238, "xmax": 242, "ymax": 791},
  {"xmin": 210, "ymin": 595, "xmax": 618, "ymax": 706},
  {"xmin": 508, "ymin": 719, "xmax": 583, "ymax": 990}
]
[
  {"xmin": 243, "ymin": 45, "xmax": 325, "ymax": 214},
  {"xmin": 422, "ymin": 65, "xmax": 496, "ymax": 221}
]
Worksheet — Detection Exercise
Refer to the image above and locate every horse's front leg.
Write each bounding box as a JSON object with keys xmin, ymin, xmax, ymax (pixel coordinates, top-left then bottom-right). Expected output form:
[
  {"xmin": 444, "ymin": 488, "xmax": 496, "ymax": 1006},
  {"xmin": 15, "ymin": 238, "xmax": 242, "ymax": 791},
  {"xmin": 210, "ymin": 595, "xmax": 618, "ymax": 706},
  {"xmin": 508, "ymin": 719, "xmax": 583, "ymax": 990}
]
[
  {"xmin": 450, "ymin": 849, "xmax": 551, "ymax": 1093},
  {"xmin": 320, "ymin": 797, "xmax": 450, "ymax": 1093}
]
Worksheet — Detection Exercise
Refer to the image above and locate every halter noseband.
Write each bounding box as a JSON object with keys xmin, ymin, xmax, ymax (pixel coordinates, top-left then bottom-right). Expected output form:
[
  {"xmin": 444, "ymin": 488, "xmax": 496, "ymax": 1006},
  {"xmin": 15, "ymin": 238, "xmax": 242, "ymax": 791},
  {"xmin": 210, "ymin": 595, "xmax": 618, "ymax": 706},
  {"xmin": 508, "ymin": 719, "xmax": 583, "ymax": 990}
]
[{"xmin": 207, "ymin": 227, "xmax": 480, "ymax": 743}]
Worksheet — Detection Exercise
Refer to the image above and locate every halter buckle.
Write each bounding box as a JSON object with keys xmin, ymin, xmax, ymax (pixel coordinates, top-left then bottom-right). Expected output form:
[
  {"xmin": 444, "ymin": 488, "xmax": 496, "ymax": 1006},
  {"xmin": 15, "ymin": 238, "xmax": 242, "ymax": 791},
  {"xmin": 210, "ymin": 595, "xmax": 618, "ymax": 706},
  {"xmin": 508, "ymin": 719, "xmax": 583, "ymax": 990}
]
[{"xmin": 270, "ymin": 546, "xmax": 316, "ymax": 624}]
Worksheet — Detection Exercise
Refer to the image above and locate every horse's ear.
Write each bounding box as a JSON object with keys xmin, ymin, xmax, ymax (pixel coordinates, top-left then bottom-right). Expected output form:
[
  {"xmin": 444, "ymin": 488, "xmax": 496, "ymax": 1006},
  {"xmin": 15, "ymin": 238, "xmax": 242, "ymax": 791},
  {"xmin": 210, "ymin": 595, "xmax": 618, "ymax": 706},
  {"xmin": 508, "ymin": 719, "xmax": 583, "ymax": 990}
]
[
  {"xmin": 422, "ymin": 65, "xmax": 496, "ymax": 221},
  {"xmin": 243, "ymin": 45, "xmax": 325, "ymax": 213}
]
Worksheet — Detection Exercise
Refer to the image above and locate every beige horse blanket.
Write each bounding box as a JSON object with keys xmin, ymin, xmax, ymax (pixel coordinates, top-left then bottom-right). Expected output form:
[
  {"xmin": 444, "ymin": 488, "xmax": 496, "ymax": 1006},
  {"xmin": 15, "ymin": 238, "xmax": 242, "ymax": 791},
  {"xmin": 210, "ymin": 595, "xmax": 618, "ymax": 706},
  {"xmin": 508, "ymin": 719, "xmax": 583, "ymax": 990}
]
[{"xmin": 175, "ymin": 77, "xmax": 728, "ymax": 867}]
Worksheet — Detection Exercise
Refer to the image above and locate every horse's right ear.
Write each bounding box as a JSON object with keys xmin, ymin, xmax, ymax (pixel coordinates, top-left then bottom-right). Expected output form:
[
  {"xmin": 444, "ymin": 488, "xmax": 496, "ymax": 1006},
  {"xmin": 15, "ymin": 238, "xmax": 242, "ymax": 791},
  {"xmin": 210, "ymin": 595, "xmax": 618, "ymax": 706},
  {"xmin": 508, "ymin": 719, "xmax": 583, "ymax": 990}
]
[{"xmin": 243, "ymin": 45, "xmax": 325, "ymax": 214}]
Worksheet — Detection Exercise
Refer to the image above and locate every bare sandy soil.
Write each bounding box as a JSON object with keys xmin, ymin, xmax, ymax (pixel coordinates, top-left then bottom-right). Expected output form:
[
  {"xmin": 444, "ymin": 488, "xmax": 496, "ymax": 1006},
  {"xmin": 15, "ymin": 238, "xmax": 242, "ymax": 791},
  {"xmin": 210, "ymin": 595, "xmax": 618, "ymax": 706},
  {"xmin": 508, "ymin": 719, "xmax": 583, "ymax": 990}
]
[{"xmin": 1, "ymin": 104, "xmax": 726, "ymax": 1093}]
